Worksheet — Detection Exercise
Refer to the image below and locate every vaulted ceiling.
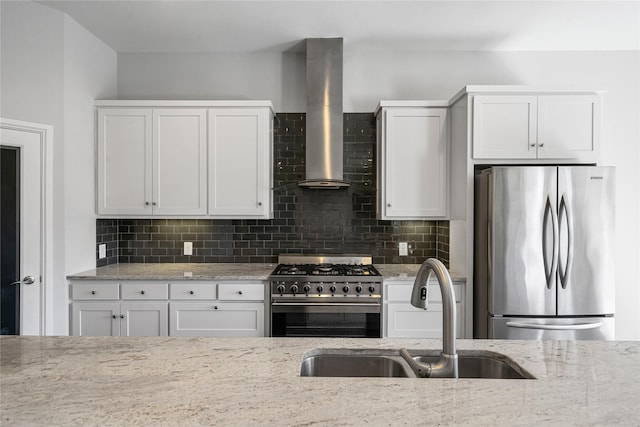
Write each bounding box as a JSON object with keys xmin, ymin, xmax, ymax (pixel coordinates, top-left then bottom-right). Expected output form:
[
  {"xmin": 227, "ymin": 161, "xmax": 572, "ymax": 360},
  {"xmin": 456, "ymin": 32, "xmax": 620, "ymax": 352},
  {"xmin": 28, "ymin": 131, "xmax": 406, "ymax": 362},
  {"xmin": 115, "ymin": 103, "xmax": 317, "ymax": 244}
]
[{"xmin": 40, "ymin": 0, "xmax": 639, "ymax": 53}]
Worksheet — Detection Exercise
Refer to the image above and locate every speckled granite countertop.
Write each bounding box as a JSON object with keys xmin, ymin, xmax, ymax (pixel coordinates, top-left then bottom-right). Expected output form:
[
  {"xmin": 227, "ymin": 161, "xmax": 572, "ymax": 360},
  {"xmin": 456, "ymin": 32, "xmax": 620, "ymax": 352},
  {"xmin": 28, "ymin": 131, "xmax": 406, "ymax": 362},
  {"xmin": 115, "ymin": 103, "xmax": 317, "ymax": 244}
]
[
  {"xmin": 67, "ymin": 263, "xmax": 277, "ymax": 281},
  {"xmin": 67, "ymin": 263, "xmax": 466, "ymax": 282},
  {"xmin": 1, "ymin": 336, "xmax": 638, "ymax": 426}
]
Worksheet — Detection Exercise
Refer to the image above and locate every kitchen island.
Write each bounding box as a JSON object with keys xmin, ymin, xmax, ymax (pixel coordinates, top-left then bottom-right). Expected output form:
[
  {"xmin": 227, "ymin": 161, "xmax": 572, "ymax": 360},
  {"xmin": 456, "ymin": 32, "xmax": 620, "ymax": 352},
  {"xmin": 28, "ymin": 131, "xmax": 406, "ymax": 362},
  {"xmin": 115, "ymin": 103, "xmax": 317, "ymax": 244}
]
[{"xmin": 1, "ymin": 336, "xmax": 638, "ymax": 426}]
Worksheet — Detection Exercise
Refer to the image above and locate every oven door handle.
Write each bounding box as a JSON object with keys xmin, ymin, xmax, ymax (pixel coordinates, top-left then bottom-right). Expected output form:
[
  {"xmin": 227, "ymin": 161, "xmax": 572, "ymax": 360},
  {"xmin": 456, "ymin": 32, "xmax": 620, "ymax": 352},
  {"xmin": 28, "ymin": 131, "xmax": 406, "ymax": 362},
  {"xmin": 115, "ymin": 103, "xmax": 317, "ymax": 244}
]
[{"xmin": 271, "ymin": 302, "xmax": 381, "ymax": 314}]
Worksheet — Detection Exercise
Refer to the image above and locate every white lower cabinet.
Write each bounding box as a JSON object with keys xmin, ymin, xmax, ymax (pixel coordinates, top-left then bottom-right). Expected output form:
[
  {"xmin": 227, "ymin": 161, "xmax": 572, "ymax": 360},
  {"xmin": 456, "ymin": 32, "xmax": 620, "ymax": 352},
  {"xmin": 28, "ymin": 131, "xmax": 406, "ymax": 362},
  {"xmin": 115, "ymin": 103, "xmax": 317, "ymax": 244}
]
[
  {"xmin": 71, "ymin": 280, "xmax": 266, "ymax": 337},
  {"xmin": 169, "ymin": 281, "xmax": 265, "ymax": 337},
  {"xmin": 384, "ymin": 280, "xmax": 465, "ymax": 339},
  {"xmin": 70, "ymin": 282, "xmax": 169, "ymax": 336}
]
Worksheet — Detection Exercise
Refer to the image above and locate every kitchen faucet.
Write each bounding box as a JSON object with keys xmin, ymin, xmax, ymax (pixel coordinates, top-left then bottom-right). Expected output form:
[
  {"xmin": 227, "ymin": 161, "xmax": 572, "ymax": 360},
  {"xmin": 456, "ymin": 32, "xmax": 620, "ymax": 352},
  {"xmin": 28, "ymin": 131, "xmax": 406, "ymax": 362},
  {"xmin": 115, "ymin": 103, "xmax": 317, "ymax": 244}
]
[{"xmin": 400, "ymin": 258, "xmax": 458, "ymax": 378}]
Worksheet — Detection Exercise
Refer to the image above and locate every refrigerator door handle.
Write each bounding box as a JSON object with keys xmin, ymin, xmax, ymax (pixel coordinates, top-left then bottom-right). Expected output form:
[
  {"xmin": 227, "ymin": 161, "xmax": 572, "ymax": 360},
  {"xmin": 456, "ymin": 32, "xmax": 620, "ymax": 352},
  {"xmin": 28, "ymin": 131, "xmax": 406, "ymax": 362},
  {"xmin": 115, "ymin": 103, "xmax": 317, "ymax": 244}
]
[
  {"xmin": 506, "ymin": 321, "xmax": 603, "ymax": 331},
  {"xmin": 558, "ymin": 193, "xmax": 573, "ymax": 289},
  {"xmin": 542, "ymin": 195, "xmax": 559, "ymax": 289}
]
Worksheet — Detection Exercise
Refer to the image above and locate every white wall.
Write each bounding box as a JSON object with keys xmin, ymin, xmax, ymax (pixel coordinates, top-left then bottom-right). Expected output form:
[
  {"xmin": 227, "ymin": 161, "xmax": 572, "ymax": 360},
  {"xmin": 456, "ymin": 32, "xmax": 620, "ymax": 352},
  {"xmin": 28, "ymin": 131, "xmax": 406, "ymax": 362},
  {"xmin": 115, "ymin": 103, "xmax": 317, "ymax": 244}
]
[
  {"xmin": 1, "ymin": 1, "xmax": 117, "ymax": 335},
  {"xmin": 118, "ymin": 50, "xmax": 640, "ymax": 339},
  {"xmin": 63, "ymin": 15, "xmax": 118, "ymax": 332}
]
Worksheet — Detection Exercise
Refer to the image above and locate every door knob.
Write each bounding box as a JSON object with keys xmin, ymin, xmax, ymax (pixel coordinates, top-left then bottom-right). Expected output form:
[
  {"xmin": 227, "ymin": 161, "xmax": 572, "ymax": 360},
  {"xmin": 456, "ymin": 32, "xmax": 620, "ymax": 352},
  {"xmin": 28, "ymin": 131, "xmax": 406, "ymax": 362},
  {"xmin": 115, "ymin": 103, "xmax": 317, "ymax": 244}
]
[{"xmin": 9, "ymin": 276, "xmax": 35, "ymax": 286}]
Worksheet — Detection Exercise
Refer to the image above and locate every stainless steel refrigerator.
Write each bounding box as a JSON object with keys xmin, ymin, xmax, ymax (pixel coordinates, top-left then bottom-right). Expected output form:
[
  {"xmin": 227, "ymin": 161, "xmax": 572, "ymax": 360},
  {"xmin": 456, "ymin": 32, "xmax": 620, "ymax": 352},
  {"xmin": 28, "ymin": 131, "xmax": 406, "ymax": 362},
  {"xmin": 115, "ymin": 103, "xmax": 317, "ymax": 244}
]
[{"xmin": 474, "ymin": 166, "xmax": 615, "ymax": 340}]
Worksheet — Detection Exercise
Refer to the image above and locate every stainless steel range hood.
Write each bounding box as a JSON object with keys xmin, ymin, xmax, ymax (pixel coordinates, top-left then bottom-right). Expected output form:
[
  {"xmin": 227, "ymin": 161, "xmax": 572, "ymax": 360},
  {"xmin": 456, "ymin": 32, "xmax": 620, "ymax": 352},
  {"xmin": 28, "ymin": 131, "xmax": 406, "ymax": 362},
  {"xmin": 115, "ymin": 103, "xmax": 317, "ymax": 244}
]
[{"xmin": 298, "ymin": 38, "xmax": 349, "ymax": 189}]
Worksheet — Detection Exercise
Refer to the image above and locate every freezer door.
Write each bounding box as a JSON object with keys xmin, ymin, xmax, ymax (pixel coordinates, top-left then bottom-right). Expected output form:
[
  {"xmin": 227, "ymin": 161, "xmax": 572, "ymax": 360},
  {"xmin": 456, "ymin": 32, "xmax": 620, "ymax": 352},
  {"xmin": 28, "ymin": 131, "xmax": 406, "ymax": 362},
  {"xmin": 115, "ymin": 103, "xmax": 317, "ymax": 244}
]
[
  {"xmin": 489, "ymin": 167, "xmax": 557, "ymax": 316},
  {"xmin": 557, "ymin": 167, "xmax": 615, "ymax": 316},
  {"xmin": 490, "ymin": 316, "xmax": 615, "ymax": 340}
]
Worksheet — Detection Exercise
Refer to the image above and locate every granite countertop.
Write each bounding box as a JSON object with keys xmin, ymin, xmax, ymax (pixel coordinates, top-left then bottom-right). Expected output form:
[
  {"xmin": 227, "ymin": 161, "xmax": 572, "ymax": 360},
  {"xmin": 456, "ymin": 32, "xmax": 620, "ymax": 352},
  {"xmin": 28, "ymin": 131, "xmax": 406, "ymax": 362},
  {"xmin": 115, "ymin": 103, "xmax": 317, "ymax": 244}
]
[
  {"xmin": 67, "ymin": 263, "xmax": 466, "ymax": 282},
  {"xmin": 1, "ymin": 336, "xmax": 638, "ymax": 426},
  {"xmin": 67, "ymin": 263, "xmax": 277, "ymax": 281}
]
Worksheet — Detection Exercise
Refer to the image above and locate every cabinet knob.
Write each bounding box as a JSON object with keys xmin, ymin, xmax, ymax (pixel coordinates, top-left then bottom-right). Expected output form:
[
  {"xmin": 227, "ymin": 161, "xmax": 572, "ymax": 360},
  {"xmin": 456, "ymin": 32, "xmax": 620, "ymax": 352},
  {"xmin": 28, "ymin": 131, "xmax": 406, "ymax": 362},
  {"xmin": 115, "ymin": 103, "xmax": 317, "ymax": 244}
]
[
  {"xmin": 140, "ymin": 290, "xmax": 145, "ymax": 295},
  {"xmin": 387, "ymin": 203, "xmax": 391, "ymax": 207},
  {"xmin": 91, "ymin": 290, "xmax": 96, "ymax": 295},
  {"xmin": 258, "ymin": 202, "xmax": 262, "ymax": 206},
  {"xmin": 152, "ymin": 202, "xmax": 157, "ymax": 206},
  {"xmin": 145, "ymin": 201, "xmax": 150, "ymax": 206},
  {"xmin": 120, "ymin": 314, "xmax": 125, "ymax": 319},
  {"xmin": 238, "ymin": 290, "xmax": 243, "ymax": 295},
  {"xmin": 529, "ymin": 143, "xmax": 536, "ymax": 147},
  {"xmin": 213, "ymin": 306, "xmax": 218, "ymax": 310},
  {"xmin": 189, "ymin": 290, "xmax": 194, "ymax": 295},
  {"xmin": 538, "ymin": 143, "xmax": 544, "ymax": 147},
  {"xmin": 112, "ymin": 315, "xmax": 117, "ymax": 319}
]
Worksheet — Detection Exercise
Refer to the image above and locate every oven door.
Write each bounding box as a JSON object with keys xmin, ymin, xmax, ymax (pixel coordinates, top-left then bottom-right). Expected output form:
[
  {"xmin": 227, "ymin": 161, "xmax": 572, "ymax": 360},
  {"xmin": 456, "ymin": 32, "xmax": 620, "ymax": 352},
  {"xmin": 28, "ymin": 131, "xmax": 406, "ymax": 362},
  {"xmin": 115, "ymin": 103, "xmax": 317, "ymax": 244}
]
[{"xmin": 271, "ymin": 302, "xmax": 381, "ymax": 338}]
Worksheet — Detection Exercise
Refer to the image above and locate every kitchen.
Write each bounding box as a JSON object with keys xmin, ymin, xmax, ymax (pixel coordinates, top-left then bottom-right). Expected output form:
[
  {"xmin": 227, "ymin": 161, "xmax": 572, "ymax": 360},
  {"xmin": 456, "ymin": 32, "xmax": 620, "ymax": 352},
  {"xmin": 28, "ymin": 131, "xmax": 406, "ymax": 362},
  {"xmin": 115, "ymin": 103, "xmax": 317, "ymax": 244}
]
[{"xmin": 1, "ymin": 0, "xmax": 639, "ymax": 425}]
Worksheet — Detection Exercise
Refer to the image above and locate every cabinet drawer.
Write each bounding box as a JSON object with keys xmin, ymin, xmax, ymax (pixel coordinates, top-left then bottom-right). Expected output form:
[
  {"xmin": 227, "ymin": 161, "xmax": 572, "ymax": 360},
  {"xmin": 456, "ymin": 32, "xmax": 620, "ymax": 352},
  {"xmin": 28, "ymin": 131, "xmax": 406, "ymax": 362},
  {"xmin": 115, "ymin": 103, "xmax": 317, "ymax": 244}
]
[
  {"xmin": 170, "ymin": 283, "xmax": 217, "ymax": 300},
  {"xmin": 386, "ymin": 283, "xmax": 462, "ymax": 303},
  {"xmin": 218, "ymin": 283, "xmax": 264, "ymax": 301},
  {"xmin": 121, "ymin": 283, "xmax": 168, "ymax": 300},
  {"xmin": 169, "ymin": 302, "xmax": 264, "ymax": 337},
  {"xmin": 71, "ymin": 283, "xmax": 119, "ymax": 300},
  {"xmin": 386, "ymin": 302, "xmax": 464, "ymax": 338}
]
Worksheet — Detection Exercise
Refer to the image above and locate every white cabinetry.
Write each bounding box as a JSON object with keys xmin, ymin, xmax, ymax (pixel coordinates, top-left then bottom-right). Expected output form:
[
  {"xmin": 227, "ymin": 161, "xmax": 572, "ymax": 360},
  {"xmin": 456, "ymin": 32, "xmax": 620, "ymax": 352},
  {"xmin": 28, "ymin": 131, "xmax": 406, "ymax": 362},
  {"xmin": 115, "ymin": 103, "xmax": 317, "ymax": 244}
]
[
  {"xmin": 96, "ymin": 101, "xmax": 274, "ymax": 218},
  {"xmin": 70, "ymin": 282, "xmax": 168, "ymax": 336},
  {"xmin": 472, "ymin": 94, "xmax": 600, "ymax": 161},
  {"xmin": 169, "ymin": 282, "xmax": 265, "ymax": 337},
  {"xmin": 209, "ymin": 108, "xmax": 272, "ymax": 218},
  {"xmin": 383, "ymin": 280, "xmax": 465, "ymax": 339},
  {"xmin": 375, "ymin": 103, "xmax": 449, "ymax": 219},
  {"xmin": 97, "ymin": 108, "xmax": 207, "ymax": 216}
]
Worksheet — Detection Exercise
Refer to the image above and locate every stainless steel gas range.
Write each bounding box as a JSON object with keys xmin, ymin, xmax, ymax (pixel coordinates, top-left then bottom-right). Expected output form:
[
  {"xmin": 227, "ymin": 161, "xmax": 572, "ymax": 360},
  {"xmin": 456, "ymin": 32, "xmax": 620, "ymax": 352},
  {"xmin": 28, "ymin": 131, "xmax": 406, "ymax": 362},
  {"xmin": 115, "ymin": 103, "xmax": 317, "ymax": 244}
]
[{"xmin": 269, "ymin": 255, "xmax": 382, "ymax": 338}]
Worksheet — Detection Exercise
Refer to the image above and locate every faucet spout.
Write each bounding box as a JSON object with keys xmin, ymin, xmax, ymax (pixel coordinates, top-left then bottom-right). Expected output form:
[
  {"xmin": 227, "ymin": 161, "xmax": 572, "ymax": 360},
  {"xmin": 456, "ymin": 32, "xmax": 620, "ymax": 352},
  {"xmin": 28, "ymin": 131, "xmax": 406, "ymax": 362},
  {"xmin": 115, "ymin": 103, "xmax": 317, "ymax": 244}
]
[{"xmin": 400, "ymin": 258, "xmax": 458, "ymax": 378}]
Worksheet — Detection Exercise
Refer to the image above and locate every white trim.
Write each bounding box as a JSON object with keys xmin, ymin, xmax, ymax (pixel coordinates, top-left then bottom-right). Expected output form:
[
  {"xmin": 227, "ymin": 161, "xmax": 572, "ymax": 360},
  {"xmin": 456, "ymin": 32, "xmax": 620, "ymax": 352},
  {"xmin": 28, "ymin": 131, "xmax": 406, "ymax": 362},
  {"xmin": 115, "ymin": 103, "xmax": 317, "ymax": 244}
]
[
  {"xmin": 0, "ymin": 118, "xmax": 54, "ymax": 336},
  {"xmin": 95, "ymin": 100, "xmax": 275, "ymax": 115}
]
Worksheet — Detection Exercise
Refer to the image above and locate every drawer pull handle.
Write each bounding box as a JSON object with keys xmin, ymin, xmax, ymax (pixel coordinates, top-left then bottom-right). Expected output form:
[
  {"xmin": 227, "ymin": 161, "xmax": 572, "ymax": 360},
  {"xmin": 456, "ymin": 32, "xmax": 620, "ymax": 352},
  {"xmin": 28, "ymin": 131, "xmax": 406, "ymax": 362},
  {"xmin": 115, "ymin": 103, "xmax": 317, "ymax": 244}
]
[
  {"xmin": 189, "ymin": 290, "xmax": 194, "ymax": 295},
  {"xmin": 238, "ymin": 290, "xmax": 243, "ymax": 295},
  {"xmin": 140, "ymin": 290, "xmax": 145, "ymax": 295},
  {"xmin": 213, "ymin": 306, "xmax": 218, "ymax": 310},
  {"xmin": 91, "ymin": 290, "xmax": 96, "ymax": 295}
]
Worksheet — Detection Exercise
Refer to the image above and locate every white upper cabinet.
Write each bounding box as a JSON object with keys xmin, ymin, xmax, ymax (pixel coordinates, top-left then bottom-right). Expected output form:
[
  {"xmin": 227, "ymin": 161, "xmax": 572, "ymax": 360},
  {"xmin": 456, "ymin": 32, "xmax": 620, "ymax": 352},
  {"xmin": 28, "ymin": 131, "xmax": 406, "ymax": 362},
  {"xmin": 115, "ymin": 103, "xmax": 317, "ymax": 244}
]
[
  {"xmin": 97, "ymin": 108, "xmax": 153, "ymax": 215},
  {"xmin": 208, "ymin": 108, "xmax": 272, "ymax": 218},
  {"xmin": 96, "ymin": 101, "xmax": 274, "ymax": 218},
  {"xmin": 376, "ymin": 104, "xmax": 449, "ymax": 219},
  {"xmin": 472, "ymin": 94, "xmax": 600, "ymax": 161},
  {"xmin": 152, "ymin": 109, "xmax": 207, "ymax": 215}
]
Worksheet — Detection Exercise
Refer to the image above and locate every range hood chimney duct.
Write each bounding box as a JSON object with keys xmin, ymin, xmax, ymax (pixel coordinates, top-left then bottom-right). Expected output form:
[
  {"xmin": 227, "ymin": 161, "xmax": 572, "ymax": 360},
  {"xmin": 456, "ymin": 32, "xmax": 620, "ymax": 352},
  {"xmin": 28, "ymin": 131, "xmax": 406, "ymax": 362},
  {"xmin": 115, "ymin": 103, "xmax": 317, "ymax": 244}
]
[{"xmin": 298, "ymin": 38, "xmax": 349, "ymax": 189}]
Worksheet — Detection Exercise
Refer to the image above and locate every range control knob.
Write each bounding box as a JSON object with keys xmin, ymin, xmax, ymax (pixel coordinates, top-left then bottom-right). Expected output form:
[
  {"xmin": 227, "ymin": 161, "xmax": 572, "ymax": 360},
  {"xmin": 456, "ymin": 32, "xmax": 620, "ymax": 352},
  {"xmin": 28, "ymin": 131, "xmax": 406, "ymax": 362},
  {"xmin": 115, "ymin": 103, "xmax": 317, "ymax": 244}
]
[
  {"xmin": 316, "ymin": 285, "xmax": 324, "ymax": 293},
  {"xmin": 342, "ymin": 285, "xmax": 350, "ymax": 294},
  {"xmin": 276, "ymin": 284, "xmax": 285, "ymax": 294},
  {"xmin": 329, "ymin": 285, "xmax": 337, "ymax": 294},
  {"xmin": 368, "ymin": 285, "xmax": 376, "ymax": 294},
  {"xmin": 303, "ymin": 284, "xmax": 311, "ymax": 294},
  {"xmin": 355, "ymin": 285, "xmax": 363, "ymax": 293},
  {"xmin": 290, "ymin": 284, "xmax": 299, "ymax": 294}
]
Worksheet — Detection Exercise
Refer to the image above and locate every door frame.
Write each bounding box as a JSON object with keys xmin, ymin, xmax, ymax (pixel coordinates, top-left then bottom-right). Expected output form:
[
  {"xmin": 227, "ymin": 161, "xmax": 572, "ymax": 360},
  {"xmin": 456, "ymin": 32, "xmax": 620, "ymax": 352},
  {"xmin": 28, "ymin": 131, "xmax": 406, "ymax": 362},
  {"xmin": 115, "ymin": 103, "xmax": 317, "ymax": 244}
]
[{"xmin": 0, "ymin": 118, "xmax": 54, "ymax": 335}]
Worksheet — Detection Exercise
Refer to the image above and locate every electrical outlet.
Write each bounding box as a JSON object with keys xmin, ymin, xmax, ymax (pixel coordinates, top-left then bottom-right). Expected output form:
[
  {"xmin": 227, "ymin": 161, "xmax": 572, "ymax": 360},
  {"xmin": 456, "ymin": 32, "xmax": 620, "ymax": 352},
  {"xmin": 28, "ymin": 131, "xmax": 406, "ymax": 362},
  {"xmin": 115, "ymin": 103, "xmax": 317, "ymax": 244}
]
[
  {"xmin": 399, "ymin": 242, "xmax": 408, "ymax": 256},
  {"xmin": 98, "ymin": 244, "xmax": 106, "ymax": 259},
  {"xmin": 184, "ymin": 242, "xmax": 193, "ymax": 256}
]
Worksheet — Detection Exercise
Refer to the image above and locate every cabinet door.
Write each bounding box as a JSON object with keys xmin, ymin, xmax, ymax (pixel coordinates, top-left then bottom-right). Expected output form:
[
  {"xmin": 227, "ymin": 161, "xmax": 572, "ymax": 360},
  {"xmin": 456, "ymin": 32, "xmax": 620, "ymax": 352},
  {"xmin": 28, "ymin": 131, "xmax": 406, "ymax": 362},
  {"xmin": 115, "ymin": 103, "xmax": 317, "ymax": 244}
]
[
  {"xmin": 208, "ymin": 108, "xmax": 271, "ymax": 218},
  {"xmin": 384, "ymin": 108, "xmax": 448, "ymax": 218},
  {"xmin": 385, "ymin": 301, "xmax": 463, "ymax": 339},
  {"xmin": 71, "ymin": 302, "xmax": 120, "ymax": 336},
  {"xmin": 537, "ymin": 95, "xmax": 600, "ymax": 160},
  {"xmin": 170, "ymin": 302, "xmax": 264, "ymax": 337},
  {"xmin": 120, "ymin": 302, "xmax": 168, "ymax": 337},
  {"xmin": 472, "ymin": 96, "xmax": 537, "ymax": 159},
  {"xmin": 153, "ymin": 109, "xmax": 207, "ymax": 215},
  {"xmin": 97, "ymin": 108, "xmax": 152, "ymax": 215}
]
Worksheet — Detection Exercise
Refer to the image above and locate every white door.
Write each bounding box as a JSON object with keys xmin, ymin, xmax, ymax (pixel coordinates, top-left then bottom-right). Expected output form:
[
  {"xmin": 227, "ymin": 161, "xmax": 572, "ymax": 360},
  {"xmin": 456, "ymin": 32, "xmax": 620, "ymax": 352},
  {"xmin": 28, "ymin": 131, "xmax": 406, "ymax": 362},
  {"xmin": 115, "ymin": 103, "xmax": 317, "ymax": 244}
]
[
  {"xmin": 208, "ymin": 108, "xmax": 270, "ymax": 218},
  {"xmin": 472, "ymin": 95, "xmax": 538, "ymax": 159},
  {"xmin": 0, "ymin": 126, "xmax": 42, "ymax": 335}
]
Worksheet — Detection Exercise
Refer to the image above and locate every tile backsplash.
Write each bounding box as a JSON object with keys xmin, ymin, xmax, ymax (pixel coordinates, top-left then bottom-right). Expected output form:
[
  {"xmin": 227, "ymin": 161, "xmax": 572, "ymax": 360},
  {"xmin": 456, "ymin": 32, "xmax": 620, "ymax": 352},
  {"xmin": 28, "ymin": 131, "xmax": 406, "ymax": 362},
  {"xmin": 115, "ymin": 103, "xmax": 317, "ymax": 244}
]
[{"xmin": 97, "ymin": 113, "xmax": 449, "ymax": 267}]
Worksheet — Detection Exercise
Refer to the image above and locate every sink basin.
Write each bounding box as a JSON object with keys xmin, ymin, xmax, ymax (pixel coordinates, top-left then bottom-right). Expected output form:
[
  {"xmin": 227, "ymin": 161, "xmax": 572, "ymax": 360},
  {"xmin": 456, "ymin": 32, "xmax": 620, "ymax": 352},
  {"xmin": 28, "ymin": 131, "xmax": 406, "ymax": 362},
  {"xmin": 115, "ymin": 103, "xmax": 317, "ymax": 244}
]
[
  {"xmin": 300, "ymin": 349, "xmax": 413, "ymax": 377},
  {"xmin": 300, "ymin": 349, "xmax": 535, "ymax": 379}
]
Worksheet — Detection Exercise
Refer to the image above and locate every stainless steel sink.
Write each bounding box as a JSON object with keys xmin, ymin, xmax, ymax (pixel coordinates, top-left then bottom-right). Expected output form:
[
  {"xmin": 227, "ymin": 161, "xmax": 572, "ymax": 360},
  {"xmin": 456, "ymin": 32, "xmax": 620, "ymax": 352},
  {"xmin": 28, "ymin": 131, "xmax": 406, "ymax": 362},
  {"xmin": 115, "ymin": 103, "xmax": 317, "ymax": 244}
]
[{"xmin": 300, "ymin": 349, "xmax": 535, "ymax": 379}]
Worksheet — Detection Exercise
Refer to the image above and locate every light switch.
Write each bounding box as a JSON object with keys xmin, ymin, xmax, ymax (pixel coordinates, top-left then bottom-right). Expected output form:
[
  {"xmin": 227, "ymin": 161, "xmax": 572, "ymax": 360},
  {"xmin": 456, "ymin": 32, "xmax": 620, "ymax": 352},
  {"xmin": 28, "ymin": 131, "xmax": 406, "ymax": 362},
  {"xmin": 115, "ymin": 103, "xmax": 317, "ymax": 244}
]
[
  {"xmin": 98, "ymin": 244, "xmax": 106, "ymax": 259},
  {"xmin": 184, "ymin": 242, "xmax": 193, "ymax": 256}
]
